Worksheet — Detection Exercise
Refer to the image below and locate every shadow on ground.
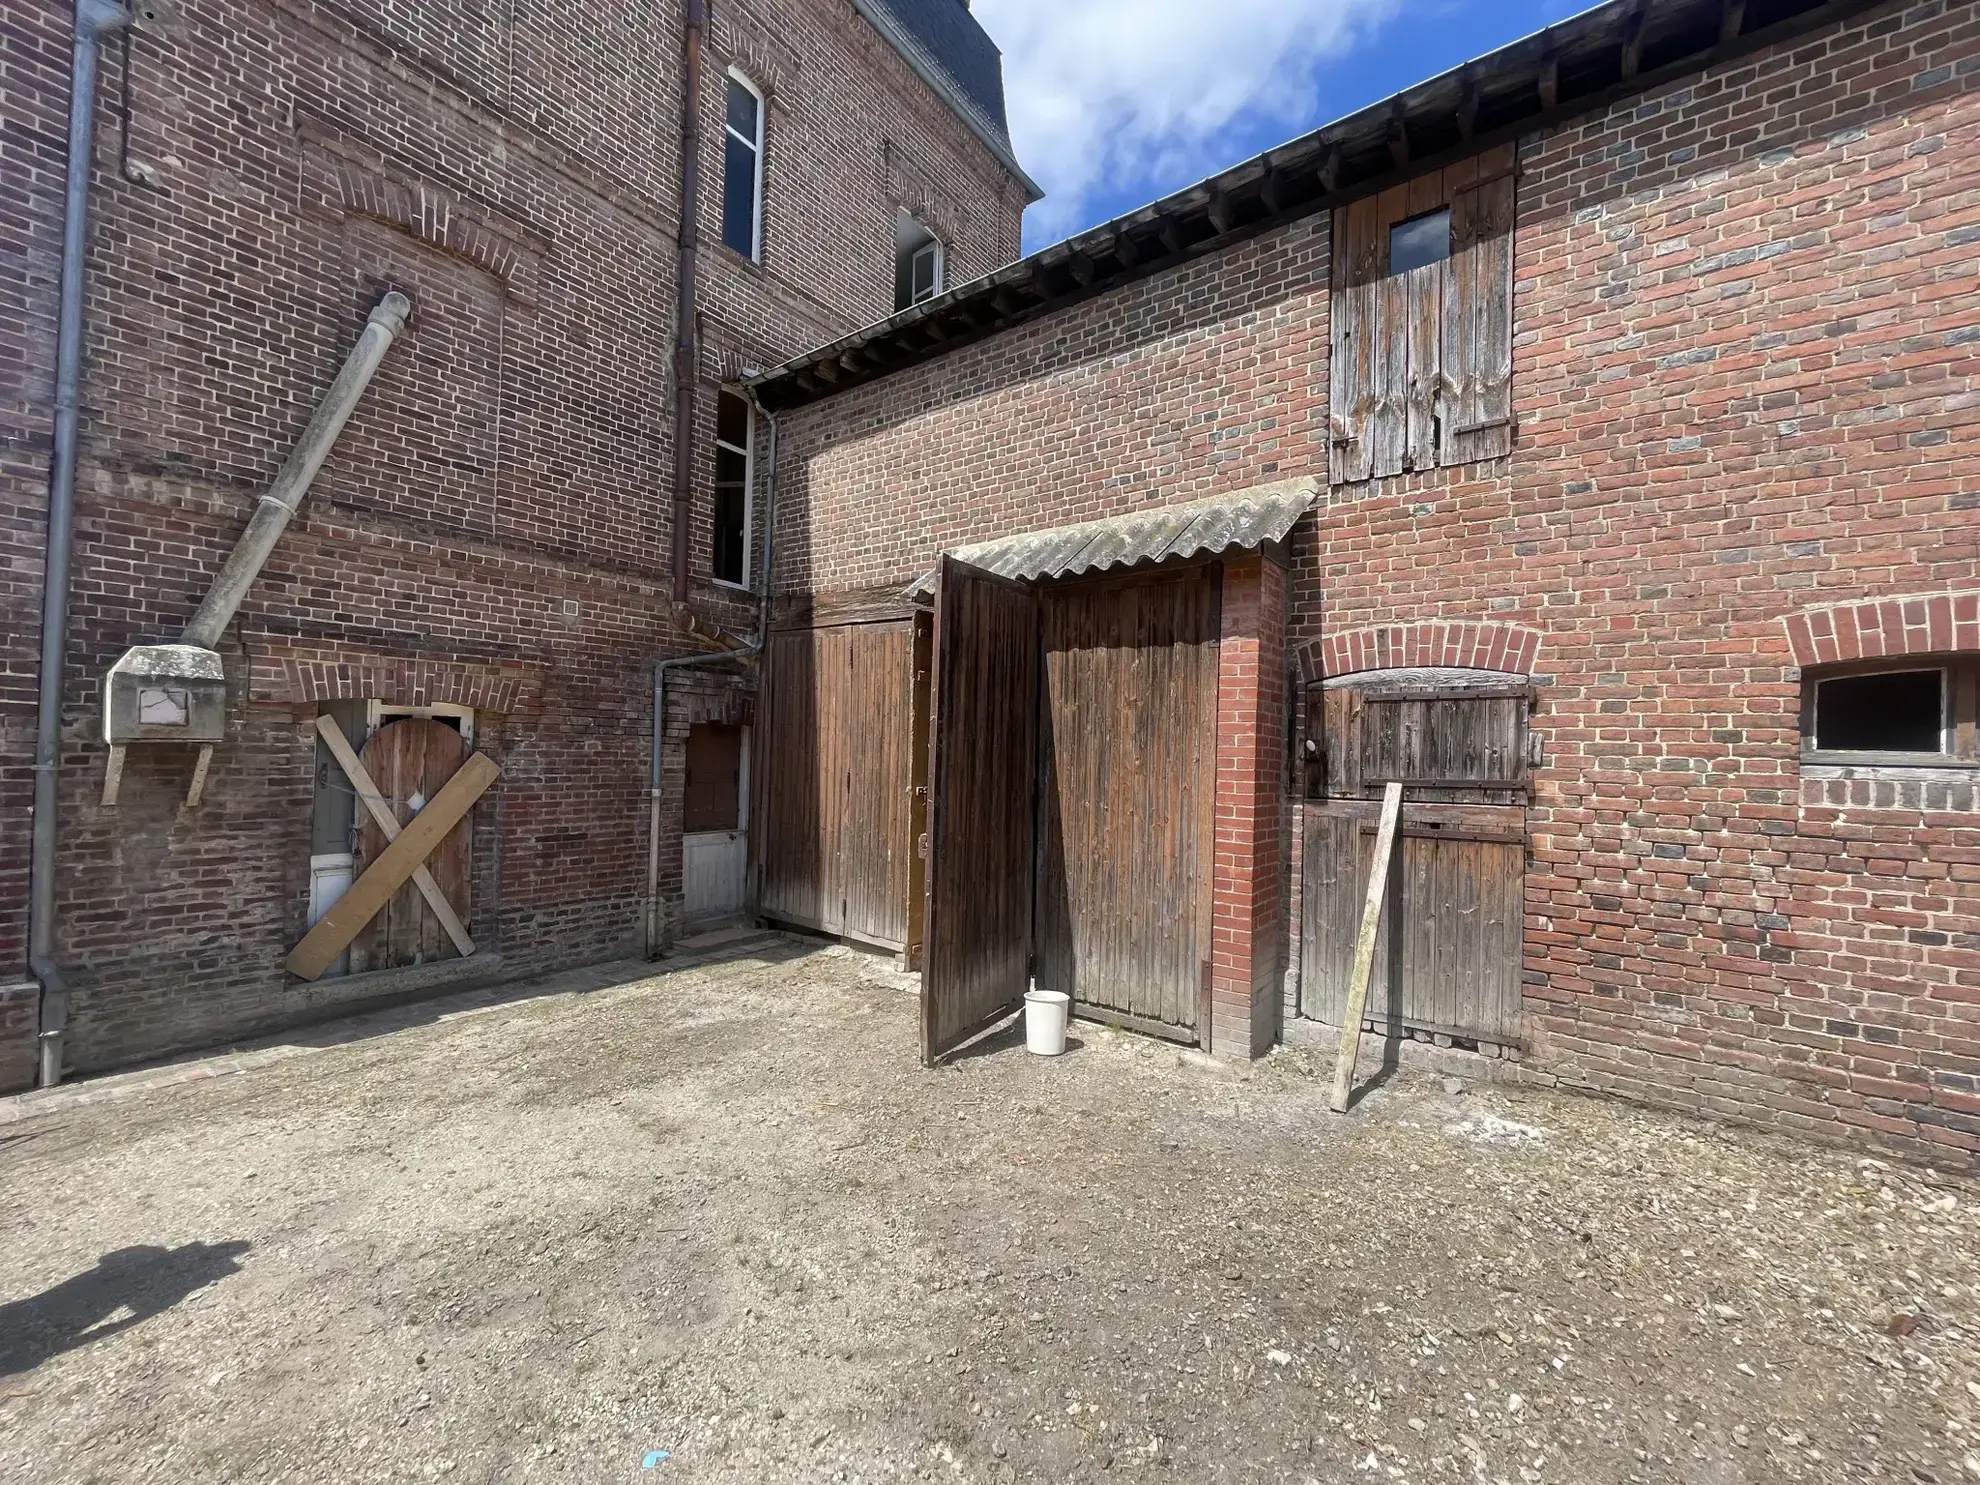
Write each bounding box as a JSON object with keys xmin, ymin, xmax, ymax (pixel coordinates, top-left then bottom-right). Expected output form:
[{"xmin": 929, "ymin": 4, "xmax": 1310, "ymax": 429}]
[{"xmin": 0, "ymin": 1241, "xmax": 250, "ymax": 1377}]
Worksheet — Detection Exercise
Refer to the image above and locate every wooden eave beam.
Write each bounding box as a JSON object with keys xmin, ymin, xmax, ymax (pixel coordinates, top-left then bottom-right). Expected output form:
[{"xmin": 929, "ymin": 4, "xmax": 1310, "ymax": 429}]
[
  {"xmin": 1538, "ymin": 53, "xmax": 1560, "ymax": 109},
  {"xmin": 1457, "ymin": 69, "xmax": 1480, "ymax": 138},
  {"xmin": 1719, "ymin": 0, "xmax": 1746, "ymax": 42},
  {"xmin": 1386, "ymin": 103, "xmax": 1410, "ymax": 168},
  {"xmin": 1621, "ymin": 0, "xmax": 1650, "ymax": 79},
  {"xmin": 1206, "ymin": 189, "xmax": 1233, "ymax": 236}
]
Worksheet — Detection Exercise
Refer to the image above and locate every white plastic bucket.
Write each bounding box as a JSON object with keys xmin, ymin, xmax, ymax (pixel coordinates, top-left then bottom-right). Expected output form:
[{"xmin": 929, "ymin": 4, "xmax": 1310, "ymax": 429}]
[{"xmin": 1024, "ymin": 988, "xmax": 1070, "ymax": 1056}]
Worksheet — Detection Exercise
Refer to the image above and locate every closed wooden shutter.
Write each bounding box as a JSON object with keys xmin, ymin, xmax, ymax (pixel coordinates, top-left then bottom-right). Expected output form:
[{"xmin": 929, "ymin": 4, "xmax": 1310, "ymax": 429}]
[
  {"xmin": 1328, "ymin": 195, "xmax": 1383, "ymax": 485},
  {"xmin": 1441, "ymin": 172, "xmax": 1515, "ymax": 466}
]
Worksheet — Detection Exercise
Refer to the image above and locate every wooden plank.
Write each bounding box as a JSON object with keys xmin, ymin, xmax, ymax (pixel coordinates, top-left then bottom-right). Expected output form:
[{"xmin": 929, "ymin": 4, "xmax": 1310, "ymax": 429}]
[
  {"xmin": 921, "ymin": 557, "xmax": 1040, "ymax": 1063},
  {"xmin": 842, "ymin": 621, "xmax": 915, "ymax": 949},
  {"xmin": 1328, "ymin": 199, "xmax": 1381, "ymax": 485},
  {"xmin": 753, "ymin": 626, "xmax": 851, "ymax": 933},
  {"xmin": 1330, "ymin": 780, "xmax": 1404, "ymax": 1112},
  {"xmin": 352, "ymin": 719, "xmax": 473, "ymax": 970},
  {"xmin": 1403, "ymin": 255, "xmax": 1442, "ymax": 473},
  {"xmin": 315, "ymin": 714, "xmax": 475, "ymax": 960},
  {"xmin": 287, "ymin": 751, "xmax": 500, "ymax": 981},
  {"xmin": 1033, "ymin": 567, "xmax": 1218, "ymax": 1036},
  {"xmin": 1369, "ymin": 185, "xmax": 1410, "ymax": 480},
  {"xmin": 1441, "ymin": 173, "xmax": 1515, "ymax": 467},
  {"xmin": 770, "ymin": 586, "xmax": 923, "ymax": 631},
  {"xmin": 905, "ymin": 611, "xmax": 933, "ymax": 968}
]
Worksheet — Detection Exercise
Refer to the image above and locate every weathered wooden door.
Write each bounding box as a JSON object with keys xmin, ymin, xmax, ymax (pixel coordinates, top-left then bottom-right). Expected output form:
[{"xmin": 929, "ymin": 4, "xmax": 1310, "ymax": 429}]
[
  {"xmin": 351, "ymin": 718, "xmax": 472, "ymax": 971},
  {"xmin": 842, "ymin": 622, "xmax": 917, "ymax": 948},
  {"xmin": 1301, "ymin": 678, "xmax": 1528, "ymax": 1044},
  {"xmin": 1034, "ymin": 567, "xmax": 1219, "ymax": 1041},
  {"xmin": 755, "ymin": 625, "xmax": 851, "ymax": 933},
  {"xmin": 922, "ymin": 557, "xmax": 1040, "ymax": 1062}
]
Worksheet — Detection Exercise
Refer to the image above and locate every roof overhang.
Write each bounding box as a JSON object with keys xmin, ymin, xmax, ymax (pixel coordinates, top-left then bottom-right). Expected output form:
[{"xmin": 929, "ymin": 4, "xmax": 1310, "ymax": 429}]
[
  {"xmin": 852, "ymin": 0, "xmax": 1044, "ymax": 203},
  {"xmin": 905, "ymin": 479, "xmax": 1317, "ymax": 599},
  {"xmin": 751, "ymin": 0, "xmax": 1884, "ymax": 413}
]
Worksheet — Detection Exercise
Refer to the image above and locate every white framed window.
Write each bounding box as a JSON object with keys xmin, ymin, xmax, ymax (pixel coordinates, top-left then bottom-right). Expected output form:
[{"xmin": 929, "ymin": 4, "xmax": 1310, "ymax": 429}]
[
  {"xmin": 894, "ymin": 212, "xmax": 944, "ymax": 311},
  {"xmin": 722, "ymin": 71, "xmax": 764, "ymax": 261},
  {"xmin": 712, "ymin": 388, "xmax": 753, "ymax": 588}
]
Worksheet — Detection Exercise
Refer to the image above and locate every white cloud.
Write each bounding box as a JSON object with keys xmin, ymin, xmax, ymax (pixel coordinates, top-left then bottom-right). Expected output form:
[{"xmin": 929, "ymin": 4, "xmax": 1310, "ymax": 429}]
[{"xmin": 976, "ymin": 0, "xmax": 1399, "ymax": 246}]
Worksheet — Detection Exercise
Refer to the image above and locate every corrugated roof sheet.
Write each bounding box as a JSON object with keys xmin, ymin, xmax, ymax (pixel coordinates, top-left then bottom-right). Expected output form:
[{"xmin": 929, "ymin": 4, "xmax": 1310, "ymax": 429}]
[{"xmin": 905, "ymin": 479, "xmax": 1317, "ymax": 599}]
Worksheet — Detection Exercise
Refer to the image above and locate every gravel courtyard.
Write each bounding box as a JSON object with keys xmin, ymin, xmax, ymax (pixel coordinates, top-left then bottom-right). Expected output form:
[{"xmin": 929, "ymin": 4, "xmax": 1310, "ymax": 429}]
[{"xmin": 1, "ymin": 933, "xmax": 1975, "ymax": 1485}]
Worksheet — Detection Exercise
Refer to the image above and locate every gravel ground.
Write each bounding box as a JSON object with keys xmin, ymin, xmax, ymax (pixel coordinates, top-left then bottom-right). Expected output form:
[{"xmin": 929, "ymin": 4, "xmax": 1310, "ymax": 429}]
[{"xmin": 1, "ymin": 934, "xmax": 1976, "ymax": 1485}]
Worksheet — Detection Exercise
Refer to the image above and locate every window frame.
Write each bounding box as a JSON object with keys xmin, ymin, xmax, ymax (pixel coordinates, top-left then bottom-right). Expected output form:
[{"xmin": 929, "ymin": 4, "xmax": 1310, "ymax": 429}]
[
  {"xmin": 893, "ymin": 212, "xmax": 946, "ymax": 312},
  {"xmin": 908, "ymin": 236, "xmax": 943, "ymax": 306},
  {"xmin": 722, "ymin": 69, "xmax": 765, "ymax": 262},
  {"xmin": 711, "ymin": 388, "xmax": 754, "ymax": 591},
  {"xmin": 1799, "ymin": 655, "xmax": 1979, "ymax": 767}
]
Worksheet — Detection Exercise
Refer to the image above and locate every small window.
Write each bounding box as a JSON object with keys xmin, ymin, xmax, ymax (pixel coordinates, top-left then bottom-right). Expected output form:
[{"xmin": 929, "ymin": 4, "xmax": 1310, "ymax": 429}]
[
  {"xmin": 722, "ymin": 73, "xmax": 763, "ymax": 260},
  {"xmin": 1389, "ymin": 209, "xmax": 1450, "ymax": 274},
  {"xmin": 894, "ymin": 213, "xmax": 944, "ymax": 312},
  {"xmin": 712, "ymin": 389, "xmax": 752, "ymax": 587},
  {"xmin": 1802, "ymin": 658, "xmax": 1977, "ymax": 762}
]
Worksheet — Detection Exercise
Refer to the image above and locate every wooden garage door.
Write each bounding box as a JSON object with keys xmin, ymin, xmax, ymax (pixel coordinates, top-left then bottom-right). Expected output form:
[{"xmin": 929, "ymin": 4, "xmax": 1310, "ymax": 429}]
[
  {"xmin": 1300, "ymin": 677, "xmax": 1529, "ymax": 1043},
  {"xmin": 1034, "ymin": 566, "xmax": 1219, "ymax": 1040},
  {"xmin": 922, "ymin": 558, "xmax": 1040, "ymax": 1062}
]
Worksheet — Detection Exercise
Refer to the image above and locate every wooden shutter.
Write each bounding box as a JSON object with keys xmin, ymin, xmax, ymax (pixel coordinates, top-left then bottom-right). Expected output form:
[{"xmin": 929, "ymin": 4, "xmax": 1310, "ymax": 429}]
[
  {"xmin": 1328, "ymin": 195, "xmax": 1383, "ymax": 485},
  {"xmin": 1441, "ymin": 172, "xmax": 1515, "ymax": 466}
]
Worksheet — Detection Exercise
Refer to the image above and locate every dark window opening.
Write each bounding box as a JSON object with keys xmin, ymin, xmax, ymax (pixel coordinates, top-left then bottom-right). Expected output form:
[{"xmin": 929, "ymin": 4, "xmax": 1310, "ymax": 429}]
[
  {"xmin": 1811, "ymin": 669, "xmax": 1946, "ymax": 754},
  {"xmin": 1389, "ymin": 208, "xmax": 1451, "ymax": 274},
  {"xmin": 894, "ymin": 213, "xmax": 944, "ymax": 312},
  {"xmin": 684, "ymin": 723, "xmax": 744, "ymax": 833},
  {"xmin": 722, "ymin": 75, "xmax": 762, "ymax": 260},
  {"xmin": 712, "ymin": 389, "xmax": 751, "ymax": 587}
]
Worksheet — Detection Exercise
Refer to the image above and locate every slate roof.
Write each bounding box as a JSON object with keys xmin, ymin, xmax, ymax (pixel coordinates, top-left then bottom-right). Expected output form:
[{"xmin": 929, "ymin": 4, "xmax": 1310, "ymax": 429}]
[
  {"xmin": 854, "ymin": 0, "xmax": 1041, "ymax": 199},
  {"xmin": 904, "ymin": 479, "xmax": 1318, "ymax": 599}
]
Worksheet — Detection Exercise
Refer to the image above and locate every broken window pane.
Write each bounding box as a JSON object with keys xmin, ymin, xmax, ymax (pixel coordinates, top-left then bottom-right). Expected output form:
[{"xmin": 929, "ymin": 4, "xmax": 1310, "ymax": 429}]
[{"xmin": 1812, "ymin": 669, "xmax": 1945, "ymax": 753}]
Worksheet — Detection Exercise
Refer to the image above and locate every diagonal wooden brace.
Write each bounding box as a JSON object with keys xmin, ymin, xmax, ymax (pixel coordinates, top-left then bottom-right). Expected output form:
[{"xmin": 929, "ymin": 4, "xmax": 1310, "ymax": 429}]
[
  {"xmin": 286, "ymin": 749, "xmax": 500, "ymax": 981},
  {"xmin": 313, "ymin": 715, "xmax": 474, "ymax": 958},
  {"xmin": 1329, "ymin": 780, "xmax": 1405, "ymax": 1114}
]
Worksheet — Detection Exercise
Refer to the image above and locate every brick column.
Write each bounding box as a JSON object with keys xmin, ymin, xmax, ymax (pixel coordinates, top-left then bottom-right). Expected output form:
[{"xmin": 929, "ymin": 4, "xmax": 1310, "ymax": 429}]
[{"xmin": 1209, "ymin": 551, "xmax": 1286, "ymax": 1059}]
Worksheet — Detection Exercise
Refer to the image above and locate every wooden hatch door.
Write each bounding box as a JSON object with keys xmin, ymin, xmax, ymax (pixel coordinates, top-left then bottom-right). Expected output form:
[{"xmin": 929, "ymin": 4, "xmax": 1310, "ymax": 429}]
[{"xmin": 921, "ymin": 556, "xmax": 1040, "ymax": 1063}]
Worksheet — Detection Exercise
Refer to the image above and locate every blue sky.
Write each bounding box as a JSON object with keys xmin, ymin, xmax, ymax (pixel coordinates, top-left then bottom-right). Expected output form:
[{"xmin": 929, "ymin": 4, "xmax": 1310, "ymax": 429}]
[{"xmin": 974, "ymin": 0, "xmax": 1592, "ymax": 253}]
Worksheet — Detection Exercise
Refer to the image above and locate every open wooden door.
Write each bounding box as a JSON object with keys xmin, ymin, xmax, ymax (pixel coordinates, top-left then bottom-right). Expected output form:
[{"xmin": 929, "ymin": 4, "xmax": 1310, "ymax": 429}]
[{"xmin": 921, "ymin": 556, "xmax": 1040, "ymax": 1063}]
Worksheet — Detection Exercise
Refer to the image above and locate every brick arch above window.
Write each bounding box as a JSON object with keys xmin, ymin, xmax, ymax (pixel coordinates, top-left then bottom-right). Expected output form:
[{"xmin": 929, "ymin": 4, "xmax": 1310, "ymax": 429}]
[
  {"xmin": 1299, "ymin": 621, "xmax": 1541, "ymax": 682},
  {"xmin": 1784, "ymin": 592, "xmax": 1980, "ymax": 669}
]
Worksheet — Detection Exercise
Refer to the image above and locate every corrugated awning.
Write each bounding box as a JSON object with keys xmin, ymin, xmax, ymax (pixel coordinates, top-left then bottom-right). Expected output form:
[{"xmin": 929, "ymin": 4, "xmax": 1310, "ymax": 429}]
[{"xmin": 905, "ymin": 478, "xmax": 1315, "ymax": 600}]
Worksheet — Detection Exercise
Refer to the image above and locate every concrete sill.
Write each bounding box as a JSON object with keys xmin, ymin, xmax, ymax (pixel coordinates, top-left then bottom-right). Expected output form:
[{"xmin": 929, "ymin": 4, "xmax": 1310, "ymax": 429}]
[{"xmin": 288, "ymin": 954, "xmax": 505, "ymax": 1012}]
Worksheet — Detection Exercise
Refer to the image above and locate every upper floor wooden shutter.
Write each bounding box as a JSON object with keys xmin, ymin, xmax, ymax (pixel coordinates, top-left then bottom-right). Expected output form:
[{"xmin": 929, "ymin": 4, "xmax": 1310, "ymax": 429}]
[{"xmin": 1441, "ymin": 172, "xmax": 1515, "ymax": 466}]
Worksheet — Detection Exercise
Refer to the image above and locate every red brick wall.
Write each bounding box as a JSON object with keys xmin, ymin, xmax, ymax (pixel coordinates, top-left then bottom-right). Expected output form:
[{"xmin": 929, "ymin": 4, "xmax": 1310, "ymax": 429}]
[
  {"xmin": 772, "ymin": 0, "xmax": 1980, "ymax": 1163},
  {"xmin": 0, "ymin": 0, "xmax": 1024, "ymax": 1082}
]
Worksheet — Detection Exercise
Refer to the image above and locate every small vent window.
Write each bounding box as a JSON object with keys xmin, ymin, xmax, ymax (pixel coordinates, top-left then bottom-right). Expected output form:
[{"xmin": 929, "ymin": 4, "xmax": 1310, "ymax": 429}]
[
  {"xmin": 1389, "ymin": 209, "xmax": 1451, "ymax": 275},
  {"xmin": 1802, "ymin": 658, "xmax": 1978, "ymax": 763}
]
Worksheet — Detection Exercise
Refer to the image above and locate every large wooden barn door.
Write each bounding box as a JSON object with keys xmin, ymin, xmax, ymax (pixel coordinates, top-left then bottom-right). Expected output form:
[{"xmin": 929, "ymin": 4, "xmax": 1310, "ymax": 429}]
[
  {"xmin": 1301, "ymin": 679, "xmax": 1528, "ymax": 1045},
  {"xmin": 755, "ymin": 625, "xmax": 851, "ymax": 933},
  {"xmin": 1034, "ymin": 567, "xmax": 1219, "ymax": 1041},
  {"xmin": 351, "ymin": 718, "xmax": 473, "ymax": 972},
  {"xmin": 752, "ymin": 618, "xmax": 922, "ymax": 949},
  {"xmin": 922, "ymin": 558, "xmax": 1040, "ymax": 1062}
]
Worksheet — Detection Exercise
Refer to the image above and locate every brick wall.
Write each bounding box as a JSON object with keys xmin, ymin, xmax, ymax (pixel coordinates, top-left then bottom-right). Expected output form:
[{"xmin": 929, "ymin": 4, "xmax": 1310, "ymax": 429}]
[
  {"xmin": 772, "ymin": 0, "xmax": 1980, "ymax": 1163},
  {"xmin": 0, "ymin": 0, "xmax": 1024, "ymax": 1082}
]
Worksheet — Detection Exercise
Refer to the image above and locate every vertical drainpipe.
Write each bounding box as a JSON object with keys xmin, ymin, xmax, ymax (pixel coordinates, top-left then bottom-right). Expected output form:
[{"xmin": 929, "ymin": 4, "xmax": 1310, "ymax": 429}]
[
  {"xmin": 670, "ymin": 0, "xmax": 707, "ymax": 604},
  {"xmin": 30, "ymin": 0, "xmax": 132, "ymax": 1090}
]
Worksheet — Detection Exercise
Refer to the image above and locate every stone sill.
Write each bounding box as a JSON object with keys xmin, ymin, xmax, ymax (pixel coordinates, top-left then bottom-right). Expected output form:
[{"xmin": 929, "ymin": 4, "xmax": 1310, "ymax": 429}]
[{"xmin": 288, "ymin": 954, "xmax": 505, "ymax": 1013}]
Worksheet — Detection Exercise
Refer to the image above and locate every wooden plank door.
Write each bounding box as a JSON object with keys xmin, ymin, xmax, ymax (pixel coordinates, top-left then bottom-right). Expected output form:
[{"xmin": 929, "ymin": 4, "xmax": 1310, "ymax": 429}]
[
  {"xmin": 1033, "ymin": 567, "xmax": 1219, "ymax": 1040},
  {"xmin": 753, "ymin": 625, "xmax": 851, "ymax": 933},
  {"xmin": 921, "ymin": 557, "xmax": 1040, "ymax": 1063},
  {"xmin": 841, "ymin": 621, "xmax": 917, "ymax": 949},
  {"xmin": 351, "ymin": 718, "xmax": 472, "ymax": 972}
]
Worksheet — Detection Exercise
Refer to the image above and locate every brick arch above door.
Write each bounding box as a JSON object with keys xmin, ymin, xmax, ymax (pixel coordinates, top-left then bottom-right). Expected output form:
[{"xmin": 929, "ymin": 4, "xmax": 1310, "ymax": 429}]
[
  {"xmin": 1784, "ymin": 592, "xmax": 1980, "ymax": 668},
  {"xmin": 1299, "ymin": 621, "xmax": 1541, "ymax": 683}
]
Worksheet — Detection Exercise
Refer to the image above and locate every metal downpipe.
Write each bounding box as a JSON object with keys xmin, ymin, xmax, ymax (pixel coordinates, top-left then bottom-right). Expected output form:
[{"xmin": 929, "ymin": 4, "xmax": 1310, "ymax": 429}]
[{"xmin": 30, "ymin": 0, "xmax": 132, "ymax": 1089}]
